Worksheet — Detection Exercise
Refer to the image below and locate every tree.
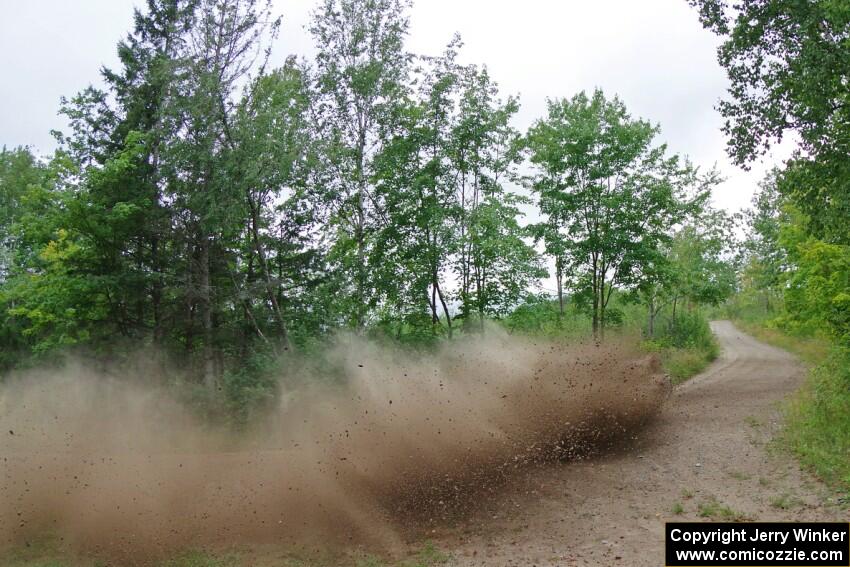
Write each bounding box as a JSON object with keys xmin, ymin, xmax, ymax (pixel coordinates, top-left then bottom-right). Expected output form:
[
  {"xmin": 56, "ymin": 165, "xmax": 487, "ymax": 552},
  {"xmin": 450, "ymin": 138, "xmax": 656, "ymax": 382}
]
[
  {"xmin": 226, "ymin": 60, "xmax": 315, "ymax": 352},
  {"xmin": 689, "ymin": 0, "xmax": 850, "ymax": 243},
  {"xmin": 49, "ymin": 0, "xmax": 197, "ymax": 349},
  {"xmin": 782, "ymin": 235, "xmax": 850, "ymax": 347},
  {"xmin": 369, "ymin": 42, "xmax": 462, "ymax": 336},
  {"xmin": 450, "ymin": 65, "xmax": 541, "ymax": 330},
  {"xmin": 740, "ymin": 170, "xmax": 787, "ymax": 311},
  {"xmin": 0, "ymin": 147, "xmax": 46, "ymax": 282},
  {"xmin": 11, "ymin": 0, "xmax": 285, "ymax": 386},
  {"xmin": 526, "ymin": 90, "xmax": 712, "ymax": 338},
  {"xmin": 0, "ymin": 147, "xmax": 52, "ymax": 370},
  {"xmin": 668, "ymin": 209, "xmax": 737, "ymax": 317},
  {"xmin": 309, "ymin": 0, "xmax": 412, "ymax": 329},
  {"xmin": 528, "ymin": 220, "xmax": 570, "ymax": 317}
]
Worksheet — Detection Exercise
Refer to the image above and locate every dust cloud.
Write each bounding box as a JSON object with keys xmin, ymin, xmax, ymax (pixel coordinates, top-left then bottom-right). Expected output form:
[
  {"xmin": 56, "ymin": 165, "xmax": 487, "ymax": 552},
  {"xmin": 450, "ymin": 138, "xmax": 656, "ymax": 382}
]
[{"xmin": 0, "ymin": 329, "xmax": 669, "ymax": 562}]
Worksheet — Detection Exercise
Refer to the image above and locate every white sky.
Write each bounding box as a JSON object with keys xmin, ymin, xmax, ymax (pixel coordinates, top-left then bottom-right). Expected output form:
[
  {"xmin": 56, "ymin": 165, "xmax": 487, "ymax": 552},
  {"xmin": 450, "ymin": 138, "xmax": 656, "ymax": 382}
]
[{"xmin": 1, "ymin": 0, "xmax": 791, "ymax": 216}]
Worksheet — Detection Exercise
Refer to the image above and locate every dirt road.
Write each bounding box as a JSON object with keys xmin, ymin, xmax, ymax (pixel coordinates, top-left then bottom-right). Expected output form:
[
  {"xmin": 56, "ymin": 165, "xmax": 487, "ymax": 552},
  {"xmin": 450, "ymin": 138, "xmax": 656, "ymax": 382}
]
[{"xmin": 444, "ymin": 321, "xmax": 845, "ymax": 566}]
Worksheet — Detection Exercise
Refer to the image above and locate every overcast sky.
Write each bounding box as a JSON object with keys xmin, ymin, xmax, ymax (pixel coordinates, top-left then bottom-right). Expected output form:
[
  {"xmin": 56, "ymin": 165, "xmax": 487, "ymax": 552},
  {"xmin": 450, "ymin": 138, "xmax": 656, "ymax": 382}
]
[{"xmin": 1, "ymin": 0, "xmax": 791, "ymax": 215}]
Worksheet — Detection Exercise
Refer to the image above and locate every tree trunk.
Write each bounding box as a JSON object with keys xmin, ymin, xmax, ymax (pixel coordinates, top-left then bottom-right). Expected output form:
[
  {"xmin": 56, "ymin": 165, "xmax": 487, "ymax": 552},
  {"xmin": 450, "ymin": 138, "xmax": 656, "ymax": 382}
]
[
  {"xmin": 672, "ymin": 296, "xmax": 678, "ymax": 330},
  {"xmin": 430, "ymin": 281, "xmax": 440, "ymax": 327},
  {"xmin": 648, "ymin": 295, "xmax": 655, "ymax": 337},
  {"xmin": 248, "ymin": 196, "xmax": 290, "ymax": 351},
  {"xmin": 185, "ymin": 239, "xmax": 195, "ymax": 353},
  {"xmin": 197, "ymin": 236, "xmax": 216, "ymax": 390},
  {"xmin": 555, "ymin": 257, "xmax": 564, "ymax": 318},
  {"xmin": 435, "ymin": 280, "xmax": 452, "ymax": 338},
  {"xmin": 599, "ymin": 280, "xmax": 606, "ymax": 341},
  {"xmin": 591, "ymin": 262, "xmax": 600, "ymax": 341},
  {"xmin": 151, "ymin": 234, "xmax": 164, "ymax": 345},
  {"xmin": 353, "ymin": 121, "xmax": 368, "ymax": 331}
]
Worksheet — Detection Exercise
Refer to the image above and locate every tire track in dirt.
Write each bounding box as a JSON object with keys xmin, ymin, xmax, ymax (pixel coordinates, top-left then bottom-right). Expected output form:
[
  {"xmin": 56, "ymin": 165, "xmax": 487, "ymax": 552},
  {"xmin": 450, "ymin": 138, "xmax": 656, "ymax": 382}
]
[{"xmin": 445, "ymin": 321, "xmax": 846, "ymax": 567}]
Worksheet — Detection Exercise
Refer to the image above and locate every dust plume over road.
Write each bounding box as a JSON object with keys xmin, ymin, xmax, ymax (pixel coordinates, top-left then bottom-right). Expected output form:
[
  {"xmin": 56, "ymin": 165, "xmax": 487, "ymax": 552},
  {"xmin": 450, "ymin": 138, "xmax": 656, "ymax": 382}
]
[{"xmin": 0, "ymin": 330, "xmax": 668, "ymax": 562}]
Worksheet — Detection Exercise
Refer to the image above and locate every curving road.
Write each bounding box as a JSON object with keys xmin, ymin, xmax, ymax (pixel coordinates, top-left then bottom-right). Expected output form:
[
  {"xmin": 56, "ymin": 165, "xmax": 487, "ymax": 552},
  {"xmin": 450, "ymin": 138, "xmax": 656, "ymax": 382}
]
[{"xmin": 447, "ymin": 321, "xmax": 845, "ymax": 566}]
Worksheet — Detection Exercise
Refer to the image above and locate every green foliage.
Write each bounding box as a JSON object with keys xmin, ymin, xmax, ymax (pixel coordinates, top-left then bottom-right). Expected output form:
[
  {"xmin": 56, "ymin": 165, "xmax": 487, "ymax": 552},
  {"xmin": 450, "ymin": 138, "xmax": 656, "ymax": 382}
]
[
  {"xmin": 525, "ymin": 89, "xmax": 714, "ymax": 336},
  {"xmin": 502, "ymin": 296, "xmax": 596, "ymax": 339},
  {"xmin": 642, "ymin": 311, "xmax": 719, "ymax": 384},
  {"xmin": 689, "ymin": 0, "xmax": 849, "ymax": 164},
  {"xmin": 781, "ymin": 237, "xmax": 850, "ymax": 347},
  {"xmin": 504, "ymin": 294, "xmax": 718, "ymax": 384},
  {"xmin": 785, "ymin": 349, "xmax": 850, "ymax": 494},
  {"xmin": 0, "ymin": 0, "xmax": 727, "ymax": 421},
  {"xmin": 660, "ymin": 311, "xmax": 715, "ymax": 350},
  {"xmin": 694, "ymin": 0, "xmax": 850, "ymax": 495},
  {"xmin": 691, "ymin": 0, "xmax": 850, "ymax": 243}
]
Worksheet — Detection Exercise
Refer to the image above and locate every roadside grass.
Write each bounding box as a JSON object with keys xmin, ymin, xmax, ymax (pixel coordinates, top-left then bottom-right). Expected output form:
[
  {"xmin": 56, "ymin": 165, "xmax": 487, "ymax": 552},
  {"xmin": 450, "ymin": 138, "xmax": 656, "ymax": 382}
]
[
  {"xmin": 731, "ymin": 319, "xmax": 850, "ymax": 500},
  {"xmin": 161, "ymin": 551, "xmax": 237, "ymax": 567},
  {"xmin": 727, "ymin": 470, "xmax": 751, "ymax": 481},
  {"xmin": 0, "ymin": 538, "xmax": 95, "ymax": 567},
  {"xmin": 671, "ymin": 502, "xmax": 685, "ymax": 515},
  {"xmin": 697, "ymin": 497, "xmax": 748, "ymax": 521},
  {"xmin": 0, "ymin": 544, "xmax": 451, "ymax": 567},
  {"xmin": 783, "ymin": 352, "xmax": 850, "ymax": 497},
  {"xmin": 505, "ymin": 299, "xmax": 720, "ymax": 385},
  {"xmin": 357, "ymin": 543, "xmax": 450, "ymax": 567},
  {"xmin": 640, "ymin": 310, "xmax": 720, "ymax": 384},
  {"xmin": 769, "ymin": 492, "xmax": 803, "ymax": 510},
  {"xmin": 662, "ymin": 345, "xmax": 718, "ymax": 384},
  {"xmin": 642, "ymin": 339, "xmax": 719, "ymax": 385},
  {"xmin": 734, "ymin": 321, "xmax": 830, "ymax": 365}
]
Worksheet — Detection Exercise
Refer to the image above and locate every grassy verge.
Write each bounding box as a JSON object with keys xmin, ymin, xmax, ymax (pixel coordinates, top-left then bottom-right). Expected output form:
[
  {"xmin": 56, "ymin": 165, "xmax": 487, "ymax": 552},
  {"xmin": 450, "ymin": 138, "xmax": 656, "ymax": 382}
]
[
  {"xmin": 653, "ymin": 342, "xmax": 719, "ymax": 385},
  {"xmin": 505, "ymin": 298, "xmax": 720, "ymax": 384},
  {"xmin": 0, "ymin": 543, "xmax": 451, "ymax": 567},
  {"xmin": 642, "ymin": 312, "xmax": 720, "ymax": 385},
  {"xmin": 732, "ymin": 319, "xmax": 850, "ymax": 498},
  {"xmin": 733, "ymin": 320, "xmax": 830, "ymax": 365}
]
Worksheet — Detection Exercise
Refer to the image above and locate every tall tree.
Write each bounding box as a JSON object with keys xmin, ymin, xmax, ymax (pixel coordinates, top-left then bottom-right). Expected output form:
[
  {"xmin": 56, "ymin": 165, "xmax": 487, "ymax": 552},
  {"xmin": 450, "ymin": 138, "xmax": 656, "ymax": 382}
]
[
  {"xmin": 227, "ymin": 60, "xmax": 316, "ymax": 351},
  {"xmin": 451, "ymin": 65, "xmax": 541, "ymax": 329},
  {"xmin": 370, "ymin": 41, "xmax": 461, "ymax": 336},
  {"xmin": 526, "ymin": 90, "xmax": 712, "ymax": 338},
  {"xmin": 668, "ymin": 209, "xmax": 737, "ymax": 318},
  {"xmin": 309, "ymin": 0, "xmax": 412, "ymax": 329},
  {"xmin": 740, "ymin": 170, "xmax": 786, "ymax": 311},
  {"xmin": 50, "ymin": 0, "xmax": 197, "ymax": 348},
  {"xmin": 689, "ymin": 0, "xmax": 850, "ymax": 243},
  {"xmin": 163, "ymin": 0, "xmax": 280, "ymax": 385}
]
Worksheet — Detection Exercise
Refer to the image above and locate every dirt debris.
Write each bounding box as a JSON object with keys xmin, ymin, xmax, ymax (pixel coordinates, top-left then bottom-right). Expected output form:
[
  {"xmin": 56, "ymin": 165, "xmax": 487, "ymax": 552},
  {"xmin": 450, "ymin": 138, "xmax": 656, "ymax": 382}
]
[{"xmin": 0, "ymin": 330, "xmax": 667, "ymax": 562}]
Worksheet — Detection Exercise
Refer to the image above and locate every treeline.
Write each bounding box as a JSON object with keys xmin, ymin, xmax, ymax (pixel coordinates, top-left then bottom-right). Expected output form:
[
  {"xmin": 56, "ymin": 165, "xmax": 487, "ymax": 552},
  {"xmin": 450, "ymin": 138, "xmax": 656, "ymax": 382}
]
[
  {"xmin": 0, "ymin": 0, "xmax": 733, "ymax": 390},
  {"xmin": 708, "ymin": 0, "xmax": 850, "ymax": 350},
  {"xmin": 694, "ymin": 0, "xmax": 849, "ymax": 490}
]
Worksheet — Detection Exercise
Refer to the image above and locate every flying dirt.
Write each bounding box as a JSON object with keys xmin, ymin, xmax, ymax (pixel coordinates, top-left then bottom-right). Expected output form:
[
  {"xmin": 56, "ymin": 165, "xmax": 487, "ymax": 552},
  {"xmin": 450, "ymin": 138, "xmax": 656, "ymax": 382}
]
[{"xmin": 0, "ymin": 330, "xmax": 668, "ymax": 563}]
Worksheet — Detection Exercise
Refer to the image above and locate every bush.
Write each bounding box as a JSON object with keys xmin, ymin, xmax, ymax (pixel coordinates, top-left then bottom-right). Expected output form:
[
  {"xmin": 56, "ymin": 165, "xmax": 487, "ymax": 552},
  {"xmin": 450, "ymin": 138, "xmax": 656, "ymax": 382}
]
[
  {"xmin": 785, "ymin": 349, "xmax": 850, "ymax": 493},
  {"xmin": 644, "ymin": 310, "xmax": 719, "ymax": 383},
  {"xmin": 501, "ymin": 297, "xmax": 592, "ymax": 339},
  {"xmin": 664, "ymin": 311, "xmax": 715, "ymax": 349}
]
